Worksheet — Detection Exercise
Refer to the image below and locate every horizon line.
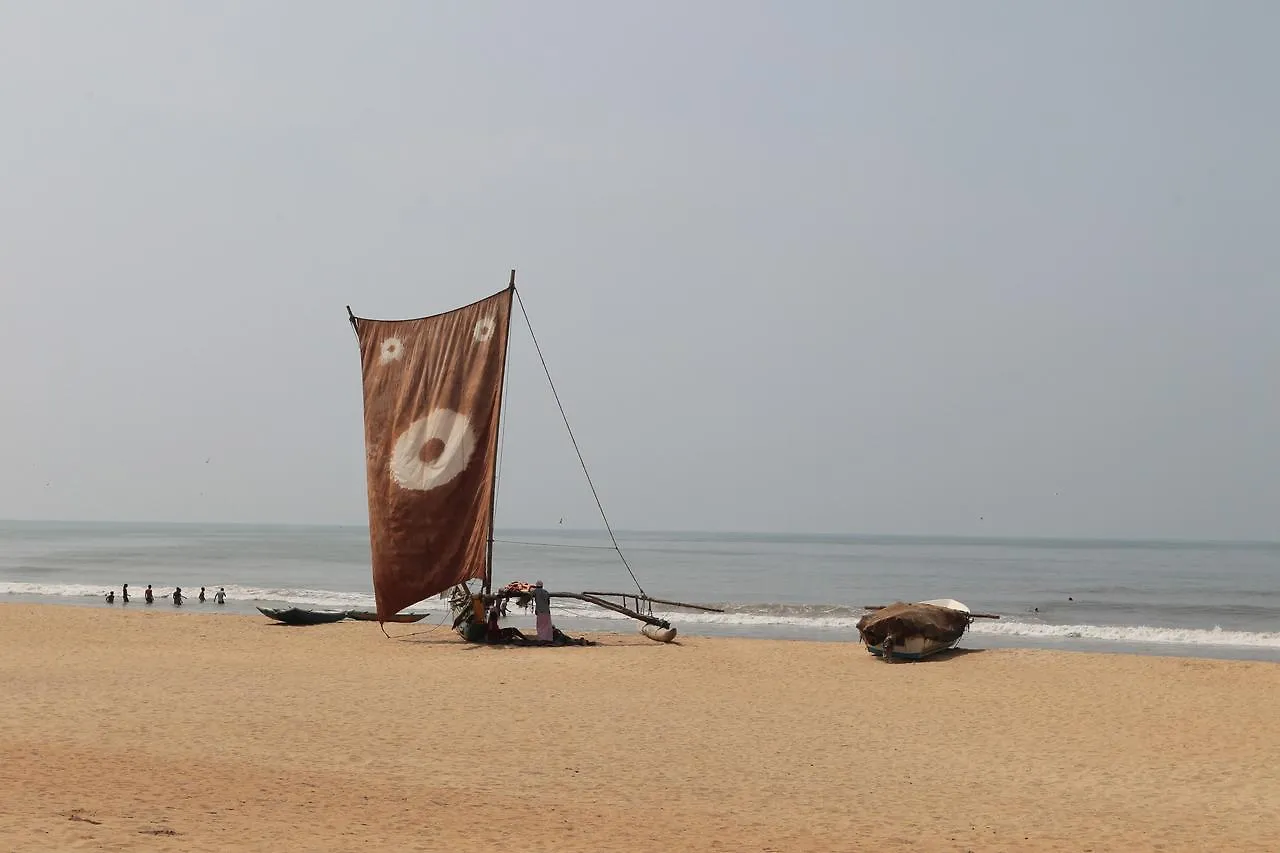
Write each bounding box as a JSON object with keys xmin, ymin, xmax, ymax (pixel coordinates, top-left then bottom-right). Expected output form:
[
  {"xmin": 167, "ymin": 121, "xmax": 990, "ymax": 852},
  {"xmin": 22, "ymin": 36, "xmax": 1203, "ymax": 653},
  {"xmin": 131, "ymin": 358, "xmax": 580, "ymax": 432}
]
[{"xmin": 0, "ymin": 517, "xmax": 1276, "ymax": 548}]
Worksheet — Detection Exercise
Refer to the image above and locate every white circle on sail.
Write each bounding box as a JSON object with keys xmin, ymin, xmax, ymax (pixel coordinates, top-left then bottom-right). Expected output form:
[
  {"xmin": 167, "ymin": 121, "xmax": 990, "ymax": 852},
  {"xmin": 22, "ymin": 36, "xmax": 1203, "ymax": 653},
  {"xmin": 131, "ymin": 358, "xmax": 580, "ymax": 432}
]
[
  {"xmin": 389, "ymin": 409, "xmax": 477, "ymax": 491},
  {"xmin": 379, "ymin": 337, "xmax": 405, "ymax": 365},
  {"xmin": 473, "ymin": 315, "xmax": 496, "ymax": 343}
]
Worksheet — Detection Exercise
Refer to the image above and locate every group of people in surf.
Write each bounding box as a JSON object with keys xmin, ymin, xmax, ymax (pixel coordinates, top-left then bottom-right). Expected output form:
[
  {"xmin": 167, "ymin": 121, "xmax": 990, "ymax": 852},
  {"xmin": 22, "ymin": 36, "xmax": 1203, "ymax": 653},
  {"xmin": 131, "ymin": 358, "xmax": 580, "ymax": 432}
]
[{"xmin": 104, "ymin": 584, "xmax": 227, "ymax": 606}]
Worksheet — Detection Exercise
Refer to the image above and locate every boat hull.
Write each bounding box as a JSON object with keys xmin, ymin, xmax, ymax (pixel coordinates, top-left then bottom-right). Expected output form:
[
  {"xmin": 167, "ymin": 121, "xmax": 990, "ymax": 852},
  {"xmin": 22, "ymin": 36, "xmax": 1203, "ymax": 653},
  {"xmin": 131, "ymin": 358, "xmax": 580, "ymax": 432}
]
[
  {"xmin": 345, "ymin": 610, "xmax": 427, "ymax": 623},
  {"xmin": 864, "ymin": 634, "xmax": 958, "ymax": 660},
  {"xmin": 257, "ymin": 607, "xmax": 348, "ymax": 626}
]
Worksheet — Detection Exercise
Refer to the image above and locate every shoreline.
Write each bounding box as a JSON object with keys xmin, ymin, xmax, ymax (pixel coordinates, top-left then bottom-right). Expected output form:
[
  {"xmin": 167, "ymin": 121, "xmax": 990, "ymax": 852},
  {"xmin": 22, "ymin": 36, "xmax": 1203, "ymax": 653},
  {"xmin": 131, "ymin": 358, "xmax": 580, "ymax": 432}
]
[
  {"xmin": 2, "ymin": 602, "xmax": 1277, "ymax": 851},
  {"xmin": 4, "ymin": 594, "xmax": 1279, "ymax": 663}
]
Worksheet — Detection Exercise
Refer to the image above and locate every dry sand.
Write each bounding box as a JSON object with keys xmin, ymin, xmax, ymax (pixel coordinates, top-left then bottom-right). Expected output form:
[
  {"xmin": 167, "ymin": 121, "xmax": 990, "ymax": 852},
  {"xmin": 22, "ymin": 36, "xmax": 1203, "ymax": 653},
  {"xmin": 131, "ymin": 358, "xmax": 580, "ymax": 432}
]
[{"xmin": 1, "ymin": 603, "xmax": 1277, "ymax": 852}]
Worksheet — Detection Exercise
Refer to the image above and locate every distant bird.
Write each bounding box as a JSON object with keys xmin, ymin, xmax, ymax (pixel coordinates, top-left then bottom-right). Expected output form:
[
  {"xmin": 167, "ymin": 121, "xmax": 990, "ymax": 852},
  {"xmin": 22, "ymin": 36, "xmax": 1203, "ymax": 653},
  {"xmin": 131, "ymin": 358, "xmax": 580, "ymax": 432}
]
[
  {"xmin": 204, "ymin": 457, "xmax": 210, "ymax": 464},
  {"xmin": 559, "ymin": 518, "xmax": 564, "ymax": 525}
]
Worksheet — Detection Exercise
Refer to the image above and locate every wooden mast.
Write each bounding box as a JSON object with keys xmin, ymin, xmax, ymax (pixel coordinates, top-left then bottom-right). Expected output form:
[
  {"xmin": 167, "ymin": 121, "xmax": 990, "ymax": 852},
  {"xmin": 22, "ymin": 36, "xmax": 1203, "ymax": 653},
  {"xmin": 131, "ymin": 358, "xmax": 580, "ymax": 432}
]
[{"xmin": 483, "ymin": 268, "xmax": 516, "ymax": 597}]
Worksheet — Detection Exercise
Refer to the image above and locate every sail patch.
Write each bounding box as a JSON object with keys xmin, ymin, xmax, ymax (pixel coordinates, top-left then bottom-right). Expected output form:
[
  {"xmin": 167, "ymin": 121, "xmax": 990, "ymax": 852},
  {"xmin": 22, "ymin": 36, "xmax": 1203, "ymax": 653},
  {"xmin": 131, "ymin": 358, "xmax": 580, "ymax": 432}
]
[
  {"xmin": 473, "ymin": 315, "xmax": 497, "ymax": 342},
  {"xmin": 379, "ymin": 337, "xmax": 405, "ymax": 365},
  {"xmin": 390, "ymin": 409, "xmax": 477, "ymax": 491}
]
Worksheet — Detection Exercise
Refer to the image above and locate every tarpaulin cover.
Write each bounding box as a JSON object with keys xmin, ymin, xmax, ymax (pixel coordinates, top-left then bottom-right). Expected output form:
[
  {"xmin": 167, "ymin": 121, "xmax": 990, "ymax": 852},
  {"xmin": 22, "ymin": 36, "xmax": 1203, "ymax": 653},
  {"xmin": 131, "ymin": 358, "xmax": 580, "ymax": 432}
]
[{"xmin": 856, "ymin": 602, "xmax": 971, "ymax": 646}]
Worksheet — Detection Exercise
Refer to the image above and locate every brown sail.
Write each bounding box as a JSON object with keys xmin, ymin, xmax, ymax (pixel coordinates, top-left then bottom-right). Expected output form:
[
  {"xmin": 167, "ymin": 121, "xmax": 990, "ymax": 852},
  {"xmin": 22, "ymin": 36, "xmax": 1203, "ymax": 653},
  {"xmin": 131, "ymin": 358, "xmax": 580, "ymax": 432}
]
[{"xmin": 350, "ymin": 285, "xmax": 513, "ymax": 621}]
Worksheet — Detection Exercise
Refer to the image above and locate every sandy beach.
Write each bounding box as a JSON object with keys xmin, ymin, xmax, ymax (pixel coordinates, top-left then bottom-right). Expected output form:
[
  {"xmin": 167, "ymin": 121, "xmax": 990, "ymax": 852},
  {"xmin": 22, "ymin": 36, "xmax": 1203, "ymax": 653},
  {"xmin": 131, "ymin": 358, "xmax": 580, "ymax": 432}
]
[{"xmin": 1, "ymin": 604, "xmax": 1276, "ymax": 852}]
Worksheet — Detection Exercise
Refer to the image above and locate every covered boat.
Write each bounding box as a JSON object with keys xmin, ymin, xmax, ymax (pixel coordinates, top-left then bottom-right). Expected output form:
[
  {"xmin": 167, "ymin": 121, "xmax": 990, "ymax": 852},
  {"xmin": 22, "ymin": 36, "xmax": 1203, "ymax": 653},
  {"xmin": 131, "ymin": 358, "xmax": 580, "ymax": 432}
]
[{"xmin": 856, "ymin": 599, "xmax": 985, "ymax": 661}]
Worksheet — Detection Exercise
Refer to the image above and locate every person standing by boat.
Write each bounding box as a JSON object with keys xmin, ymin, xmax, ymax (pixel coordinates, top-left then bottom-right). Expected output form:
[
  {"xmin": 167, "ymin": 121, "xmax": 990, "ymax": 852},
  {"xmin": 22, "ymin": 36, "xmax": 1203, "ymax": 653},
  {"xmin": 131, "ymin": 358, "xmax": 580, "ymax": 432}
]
[
  {"xmin": 144, "ymin": 585, "xmax": 154, "ymax": 604},
  {"xmin": 533, "ymin": 580, "xmax": 553, "ymax": 642}
]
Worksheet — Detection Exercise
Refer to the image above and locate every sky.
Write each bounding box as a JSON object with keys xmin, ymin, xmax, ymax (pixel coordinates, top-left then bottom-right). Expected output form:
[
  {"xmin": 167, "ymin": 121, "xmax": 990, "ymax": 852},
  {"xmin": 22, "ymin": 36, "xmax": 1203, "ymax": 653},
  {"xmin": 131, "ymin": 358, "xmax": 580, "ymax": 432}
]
[{"xmin": 1, "ymin": 1, "xmax": 1277, "ymax": 540}]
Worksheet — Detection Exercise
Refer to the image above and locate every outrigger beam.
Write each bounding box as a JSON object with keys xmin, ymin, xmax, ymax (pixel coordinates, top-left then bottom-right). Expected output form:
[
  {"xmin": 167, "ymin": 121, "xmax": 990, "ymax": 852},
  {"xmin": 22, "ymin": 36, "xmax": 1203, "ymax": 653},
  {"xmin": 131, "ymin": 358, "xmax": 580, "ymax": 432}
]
[
  {"xmin": 484, "ymin": 588, "xmax": 676, "ymax": 628},
  {"xmin": 472, "ymin": 586, "xmax": 719, "ymax": 640},
  {"xmin": 546, "ymin": 592, "xmax": 671, "ymax": 628},
  {"xmin": 483, "ymin": 584, "xmax": 721, "ymax": 625},
  {"xmin": 580, "ymin": 592, "xmax": 725, "ymax": 613}
]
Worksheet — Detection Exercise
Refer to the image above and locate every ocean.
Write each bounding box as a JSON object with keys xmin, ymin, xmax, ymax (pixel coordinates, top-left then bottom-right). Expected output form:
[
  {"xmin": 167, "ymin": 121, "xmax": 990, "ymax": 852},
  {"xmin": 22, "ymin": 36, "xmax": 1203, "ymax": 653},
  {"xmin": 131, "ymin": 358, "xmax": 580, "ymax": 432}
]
[{"xmin": 2, "ymin": 520, "xmax": 1277, "ymax": 661}]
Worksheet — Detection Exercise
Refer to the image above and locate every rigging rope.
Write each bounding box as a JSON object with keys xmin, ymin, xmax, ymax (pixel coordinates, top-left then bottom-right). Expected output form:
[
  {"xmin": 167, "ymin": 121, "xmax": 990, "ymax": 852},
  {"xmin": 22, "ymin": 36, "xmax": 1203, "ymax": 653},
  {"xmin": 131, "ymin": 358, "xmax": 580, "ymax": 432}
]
[
  {"xmin": 492, "ymin": 537, "xmax": 617, "ymax": 551},
  {"xmin": 513, "ymin": 286, "xmax": 646, "ymax": 597}
]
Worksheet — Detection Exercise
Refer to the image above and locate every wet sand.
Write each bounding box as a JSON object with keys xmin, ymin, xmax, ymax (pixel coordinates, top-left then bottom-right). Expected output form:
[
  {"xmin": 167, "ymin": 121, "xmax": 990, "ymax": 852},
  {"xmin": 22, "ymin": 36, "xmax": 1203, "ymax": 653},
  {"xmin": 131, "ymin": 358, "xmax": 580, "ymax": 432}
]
[{"xmin": 1, "ymin": 603, "xmax": 1277, "ymax": 851}]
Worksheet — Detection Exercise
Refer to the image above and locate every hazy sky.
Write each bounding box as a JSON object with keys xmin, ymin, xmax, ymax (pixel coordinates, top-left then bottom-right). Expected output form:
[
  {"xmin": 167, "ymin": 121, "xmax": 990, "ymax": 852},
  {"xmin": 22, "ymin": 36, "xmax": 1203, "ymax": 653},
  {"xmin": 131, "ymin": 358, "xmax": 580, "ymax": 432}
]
[{"xmin": 2, "ymin": 2, "xmax": 1276, "ymax": 539}]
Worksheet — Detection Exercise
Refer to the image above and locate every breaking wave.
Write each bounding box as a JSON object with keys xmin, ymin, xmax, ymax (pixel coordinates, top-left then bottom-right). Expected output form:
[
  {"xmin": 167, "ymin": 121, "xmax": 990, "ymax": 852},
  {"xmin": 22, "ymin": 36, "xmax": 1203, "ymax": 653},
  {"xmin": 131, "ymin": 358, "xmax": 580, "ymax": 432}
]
[
  {"xmin": 0, "ymin": 581, "xmax": 378, "ymax": 608},
  {"xmin": 4, "ymin": 583, "xmax": 1279, "ymax": 650},
  {"xmin": 966, "ymin": 619, "xmax": 1280, "ymax": 649}
]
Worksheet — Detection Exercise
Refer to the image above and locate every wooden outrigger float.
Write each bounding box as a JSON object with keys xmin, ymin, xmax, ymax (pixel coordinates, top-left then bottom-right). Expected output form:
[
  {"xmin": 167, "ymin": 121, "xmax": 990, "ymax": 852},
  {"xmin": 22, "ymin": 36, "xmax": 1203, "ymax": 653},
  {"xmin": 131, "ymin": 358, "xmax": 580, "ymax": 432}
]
[{"xmin": 347, "ymin": 271, "xmax": 721, "ymax": 644}]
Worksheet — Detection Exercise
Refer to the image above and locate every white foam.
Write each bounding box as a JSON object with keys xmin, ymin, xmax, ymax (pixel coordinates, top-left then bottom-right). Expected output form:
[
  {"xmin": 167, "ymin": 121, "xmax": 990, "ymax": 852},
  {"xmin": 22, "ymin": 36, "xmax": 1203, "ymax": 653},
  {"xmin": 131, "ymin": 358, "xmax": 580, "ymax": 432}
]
[
  {"xmin": 222, "ymin": 586, "xmax": 377, "ymax": 608},
  {"xmin": 517, "ymin": 601, "xmax": 1280, "ymax": 649},
  {"xmin": 1, "ymin": 582, "xmax": 113, "ymax": 598},
  {"xmin": 5, "ymin": 582, "xmax": 1278, "ymax": 650},
  {"xmin": 968, "ymin": 619, "xmax": 1280, "ymax": 649}
]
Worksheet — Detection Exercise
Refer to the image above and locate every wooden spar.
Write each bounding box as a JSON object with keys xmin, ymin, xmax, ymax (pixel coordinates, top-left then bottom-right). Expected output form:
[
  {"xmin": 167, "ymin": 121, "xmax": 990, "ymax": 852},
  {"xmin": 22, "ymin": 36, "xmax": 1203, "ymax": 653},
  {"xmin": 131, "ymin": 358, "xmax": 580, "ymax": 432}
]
[
  {"xmin": 579, "ymin": 594, "xmax": 670, "ymax": 628},
  {"xmin": 580, "ymin": 591, "xmax": 725, "ymax": 613},
  {"xmin": 483, "ymin": 588, "xmax": 710, "ymax": 627},
  {"xmin": 863, "ymin": 605, "xmax": 1001, "ymax": 620},
  {"xmin": 534, "ymin": 591, "xmax": 671, "ymax": 628}
]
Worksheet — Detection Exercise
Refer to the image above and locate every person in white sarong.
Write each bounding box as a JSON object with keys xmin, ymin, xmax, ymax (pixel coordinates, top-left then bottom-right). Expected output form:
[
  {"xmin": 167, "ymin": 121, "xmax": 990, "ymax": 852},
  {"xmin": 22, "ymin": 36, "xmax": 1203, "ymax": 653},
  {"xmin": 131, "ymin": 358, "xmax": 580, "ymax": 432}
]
[{"xmin": 533, "ymin": 580, "xmax": 553, "ymax": 642}]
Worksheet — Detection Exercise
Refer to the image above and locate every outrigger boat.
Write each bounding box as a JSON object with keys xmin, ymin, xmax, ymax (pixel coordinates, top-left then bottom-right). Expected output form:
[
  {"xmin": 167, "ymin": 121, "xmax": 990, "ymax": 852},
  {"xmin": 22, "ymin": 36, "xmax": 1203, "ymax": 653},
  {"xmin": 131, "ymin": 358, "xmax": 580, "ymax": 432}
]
[
  {"xmin": 856, "ymin": 598, "xmax": 1000, "ymax": 661},
  {"xmin": 346, "ymin": 272, "xmax": 721, "ymax": 642},
  {"xmin": 345, "ymin": 610, "xmax": 427, "ymax": 623},
  {"xmin": 257, "ymin": 607, "xmax": 349, "ymax": 626}
]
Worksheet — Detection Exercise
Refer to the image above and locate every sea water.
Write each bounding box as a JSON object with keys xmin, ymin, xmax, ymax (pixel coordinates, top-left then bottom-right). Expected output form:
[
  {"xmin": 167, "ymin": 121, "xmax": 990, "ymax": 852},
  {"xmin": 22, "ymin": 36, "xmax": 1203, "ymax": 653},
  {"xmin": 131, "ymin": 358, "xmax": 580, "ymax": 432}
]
[{"xmin": 1, "ymin": 520, "xmax": 1277, "ymax": 661}]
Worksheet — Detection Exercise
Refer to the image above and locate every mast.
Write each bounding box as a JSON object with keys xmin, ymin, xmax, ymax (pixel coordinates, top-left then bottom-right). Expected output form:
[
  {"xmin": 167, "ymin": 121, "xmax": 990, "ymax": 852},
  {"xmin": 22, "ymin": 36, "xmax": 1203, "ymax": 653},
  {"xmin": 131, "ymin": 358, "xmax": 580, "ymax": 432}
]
[{"xmin": 483, "ymin": 268, "xmax": 517, "ymax": 596}]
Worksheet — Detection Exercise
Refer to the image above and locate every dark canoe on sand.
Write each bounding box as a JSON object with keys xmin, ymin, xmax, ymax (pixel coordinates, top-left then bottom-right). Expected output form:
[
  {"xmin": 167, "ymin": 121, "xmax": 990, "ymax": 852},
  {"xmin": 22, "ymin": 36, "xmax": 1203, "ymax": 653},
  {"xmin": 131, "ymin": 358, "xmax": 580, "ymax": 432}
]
[
  {"xmin": 257, "ymin": 607, "xmax": 349, "ymax": 626},
  {"xmin": 345, "ymin": 610, "xmax": 428, "ymax": 623}
]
